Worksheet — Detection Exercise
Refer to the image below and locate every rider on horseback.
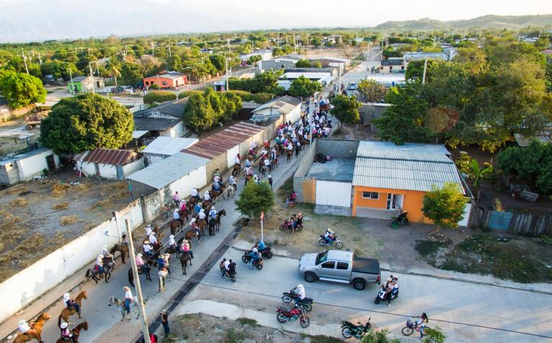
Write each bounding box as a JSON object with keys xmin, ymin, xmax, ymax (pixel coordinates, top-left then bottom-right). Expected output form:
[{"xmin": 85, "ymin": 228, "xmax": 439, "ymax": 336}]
[
  {"xmin": 181, "ymin": 239, "xmax": 194, "ymax": 259},
  {"xmin": 143, "ymin": 241, "xmax": 154, "ymax": 257},
  {"xmin": 123, "ymin": 286, "xmax": 133, "ymax": 314},
  {"xmin": 95, "ymin": 254, "xmax": 104, "ymax": 274},
  {"xmin": 63, "ymin": 293, "xmax": 81, "ymax": 316},
  {"xmin": 136, "ymin": 253, "xmax": 147, "ymax": 274},
  {"xmin": 60, "ymin": 322, "xmax": 75, "ymax": 342},
  {"xmin": 198, "ymin": 208, "xmax": 206, "ymax": 222},
  {"xmin": 245, "ymin": 159, "xmax": 252, "ymax": 168},
  {"xmin": 204, "ymin": 190, "xmax": 211, "ymax": 202},
  {"xmin": 100, "ymin": 245, "xmax": 114, "ymax": 262},
  {"xmin": 191, "ymin": 187, "xmax": 200, "ymax": 201},
  {"xmin": 168, "ymin": 235, "xmax": 177, "ymax": 251},
  {"xmin": 194, "ymin": 202, "xmax": 202, "ymax": 214},
  {"xmin": 18, "ymin": 320, "xmax": 30, "ymax": 334},
  {"xmin": 148, "ymin": 231, "xmax": 157, "ymax": 245}
]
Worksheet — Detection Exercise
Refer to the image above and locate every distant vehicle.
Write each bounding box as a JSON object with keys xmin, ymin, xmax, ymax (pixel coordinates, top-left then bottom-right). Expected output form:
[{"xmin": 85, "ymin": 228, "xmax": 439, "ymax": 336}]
[
  {"xmin": 347, "ymin": 82, "xmax": 357, "ymax": 91},
  {"xmin": 298, "ymin": 250, "xmax": 380, "ymax": 290}
]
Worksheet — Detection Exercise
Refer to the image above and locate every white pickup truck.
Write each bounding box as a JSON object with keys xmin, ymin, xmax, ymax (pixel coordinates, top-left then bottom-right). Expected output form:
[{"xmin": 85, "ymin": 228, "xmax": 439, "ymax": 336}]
[{"xmin": 298, "ymin": 250, "xmax": 381, "ymax": 290}]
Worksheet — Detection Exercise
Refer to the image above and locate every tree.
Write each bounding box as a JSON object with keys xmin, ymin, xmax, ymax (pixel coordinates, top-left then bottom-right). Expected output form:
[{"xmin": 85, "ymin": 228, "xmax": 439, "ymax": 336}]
[
  {"xmin": 467, "ymin": 159, "xmax": 493, "ymax": 187},
  {"xmin": 422, "ymin": 326, "xmax": 446, "ymax": 343},
  {"xmin": 105, "ymin": 59, "xmax": 121, "ymax": 87},
  {"xmin": 209, "ymin": 54, "xmax": 226, "ymax": 72},
  {"xmin": 361, "ymin": 328, "xmax": 400, "ymax": 343},
  {"xmin": 0, "ymin": 71, "xmax": 46, "ymax": 109},
  {"xmin": 358, "ymin": 79, "xmax": 387, "ymax": 102},
  {"xmin": 121, "ymin": 62, "xmax": 144, "ymax": 85},
  {"xmin": 330, "ymin": 94, "xmax": 361, "ymax": 129},
  {"xmin": 312, "ymin": 61, "xmax": 323, "ymax": 68},
  {"xmin": 40, "ymin": 93, "xmax": 134, "ymax": 154},
  {"xmin": 183, "ymin": 93, "xmax": 216, "ymax": 132},
  {"xmin": 295, "ymin": 59, "xmax": 312, "ymax": 68},
  {"xmin": 143, "ymin": 91, "xmax": 177, "ymax": 104},
  {"xmin": 422, "ymin": 182, "xmax": 468, "ymax": 233},
  {"xmin": 496, "ymin": 141, "xmax": 552, "ymax": 194},
  {"xmin": 234, "ymin": 181, "xmax": 274, "ymax": 219},
  {"xmin": 374, "ymin": 83, "xmax": 434, "ymax": 145},
  {"xmin": 288, "ymin": 76, "xmax": 322, "ymax": 97}
]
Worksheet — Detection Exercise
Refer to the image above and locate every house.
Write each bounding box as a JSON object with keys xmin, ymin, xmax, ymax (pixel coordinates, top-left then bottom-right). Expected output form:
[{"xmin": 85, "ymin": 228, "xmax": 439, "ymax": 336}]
[
  {"xmin": 278, "ymin": 68, "xmax": 335, "ymax": 90},
  {"xmin": 0, "ymin": 148, "xmax": 59, "ymax": 186},
  {"xmin": 360, "ymin": 103, "xmax": 392, "ymax": 132},
  {"xmin": 240, "ymin": 49, "xmax": 273, "ymax": 62},
  {"xmin": 75, "ymin": 148, "xmax": 144, "ymax": 180},
  {"xmin": 142, "ymin": 137, "xmax": 198, "ymax": 166},
  {"xmin": 67, "ymin": 76, "xmax": 105, "ymax": 93},
  {"xmin": 258, "ymin": 58, "xmax": 299, "ymax": 71},
  {"xmin": 143, "ymin": 71, "xmax": 188, "ymax": 89},
  {"xmin": 380, "ymin": 58, "xmax": 405, "ymax": 74},
  {"xmin": 132, "ymin": 99, "xmax": 188, "ymax": 140},
  {"xmin": 308, "ymin": 57, "xmax": 350, "ymax": 73},
  {"xmin": 250, "ymin": 96, "xmax": 302, "ymax": 124},
  {"xmin": 351, "ymin": 141, "xmax": 467, "ymax": 222},
  {"xmin": 294, "ymin": 140, "xmax": 471, "ymax": 224}
]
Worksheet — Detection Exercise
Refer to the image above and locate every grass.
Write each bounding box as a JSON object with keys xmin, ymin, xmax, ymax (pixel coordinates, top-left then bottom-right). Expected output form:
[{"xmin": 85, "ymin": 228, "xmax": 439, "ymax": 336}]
[
  {"xmin": 236, "ymin": 317, "xmax": 258, "ymax": 327},
  {"xmin": 224, "ymin": 328, "xmax": 248, "ymax": 343},
  {"xmin": 431, "ymin": 234, "xmax": 552, "ymax": 283},
  {"xmin": 415, "ymin": 240, "xmax": 452, "ymax": 258},
  {"xmin": 52, "ymin": 202, "xmax": 69, "ymax": 210},
  {"xmin": 310, "ymin": 335, "xmax": 344, "ymax": 343},
  {"xmin": 277, "ymin": 175, "xmax": 294, "ymax": 202},
  {"xmin": 60, "ymin": 215, "xmax": 78, "ymax": 226},
  {"xmin": 51, "ymin": 183, "xmax": 70, "ymax": 197},
  {"xmin": 11, "ymin": 197, "xmax": 28, "ymax": 207}
]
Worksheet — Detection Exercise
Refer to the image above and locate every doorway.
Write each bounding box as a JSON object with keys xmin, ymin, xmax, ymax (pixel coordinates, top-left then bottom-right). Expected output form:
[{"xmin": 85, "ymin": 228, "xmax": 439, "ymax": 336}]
[
  {"xmin": 46, "ymin": 155, "xmax": 56, "ymax": 170},
  {"xmin": 386, "ymin": 193, "xmax": 404, "ymax": 210}
]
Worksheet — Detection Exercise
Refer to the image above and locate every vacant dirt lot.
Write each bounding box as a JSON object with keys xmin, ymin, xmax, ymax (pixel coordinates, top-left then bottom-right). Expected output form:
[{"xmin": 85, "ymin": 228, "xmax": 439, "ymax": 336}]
[{"xmin": 0, "ymin": 171, "xmax": 153, "ymax": 282}]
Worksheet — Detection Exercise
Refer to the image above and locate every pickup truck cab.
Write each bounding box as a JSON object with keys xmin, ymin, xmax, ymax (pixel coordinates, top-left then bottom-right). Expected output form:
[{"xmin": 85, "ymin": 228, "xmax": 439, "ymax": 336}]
[{"xmin": 298, "ymin": 250, "xmax": 380, "ymax": 290}]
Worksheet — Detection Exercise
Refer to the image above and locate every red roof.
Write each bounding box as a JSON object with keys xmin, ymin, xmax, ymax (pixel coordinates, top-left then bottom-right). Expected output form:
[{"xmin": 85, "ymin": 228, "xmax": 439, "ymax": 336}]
[
  {"xmin": 83, "ymin": 148, "xmax": 141, "ymax": 166},
  {"xmin": 183, "ymin": 122, "xmax": 264, "ymax": 160}
]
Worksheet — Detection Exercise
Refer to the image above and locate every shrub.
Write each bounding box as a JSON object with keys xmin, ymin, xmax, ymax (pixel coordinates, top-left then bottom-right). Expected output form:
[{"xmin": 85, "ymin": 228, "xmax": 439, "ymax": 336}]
[
  {"xmin": 149, "ymin": 83, "xmax": 160, "ymax": 90},
  {"xmin": 143, "ymin": 91, "xmax": 176, "ymax": 104},
  {"xmin": 228, "ymin": 90, "xmax": 252, "ymax": 102},
  {"xmin": 178, "ymin": 90, "xmax": 203, "ymax": 99},
  {"xmin": 252, "ymin": 93, "xmax": 275, "ymax": 104}
]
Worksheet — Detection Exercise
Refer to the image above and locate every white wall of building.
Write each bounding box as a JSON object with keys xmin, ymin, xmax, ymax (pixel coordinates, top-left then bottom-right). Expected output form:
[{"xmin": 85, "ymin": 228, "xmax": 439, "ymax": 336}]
[
  {"xmin": 122, "ymin": 158, "xmax": 145, "ymax": 178},
  {"xmin": 98, "ymin": 163, "xmax": 118, "ymax": 179},
  {"xmin": 169, "ymin": 164, "xmax": 208, "ymax": 198},
  {"xmin": 16, "ymin": 149, "xmax": 59, "ymax": 181},
  {"xmin": 315, "ymin": 180, "xmax": 352, "ymax": 207},
  {"xmin": 226, "ymin": 145, "xmax": 240, "ymax": 169}
]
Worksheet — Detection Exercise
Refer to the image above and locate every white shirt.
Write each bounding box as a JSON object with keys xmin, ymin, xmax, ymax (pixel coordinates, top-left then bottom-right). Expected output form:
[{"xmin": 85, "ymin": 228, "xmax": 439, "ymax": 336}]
[
  {"xmin": 264, "ymin": 159, "xmax": 271, "ymax": 166},
  {"xmin": 149, "ymin": 234, "xmax": 157, "ymax": 244},
  {"xmin": 229, "ymin": 176, "xmax": 236, "ymax": 185},
  {"xmin": 143, "ymin": 244, "xmax": 152, "ymax": 253},
  {"xmin": 18, "ymin": 322, "xmax": 30, "ymax": 333},
  {"xmin": 198, "ymin": 211, "xmax": 206, "ymax": 220},
  {"xmin": 296, "ymin": 285, "xmax": 306, "ymax": 300},
  {"xmin": 173, "ymin": 210, "xmax": 180, "ymax": 220},
  {"xmin": 204, "ymin": 193, "xmax": 211, "ymax": 201},
  {"xmin": 235, "ymin": 156, "xmax": 240, "ymax": 164},
  {"xmin": 125, "ymin": 289, "xmax": 133, "ymax": 300},
  {"xmin": 169, "ymin": 235, "xmax": 176, "ymax": 246},
  {"xmin": 145, "ymin": 226, "xmax": 153, "ymax": 236},
  {"xmin": 191, "ymin": 188, "xmax": 198, "ymax": 196},
  {"xmin": 223, "ymin": 260, "xmax": 230, "ymax": 270}
]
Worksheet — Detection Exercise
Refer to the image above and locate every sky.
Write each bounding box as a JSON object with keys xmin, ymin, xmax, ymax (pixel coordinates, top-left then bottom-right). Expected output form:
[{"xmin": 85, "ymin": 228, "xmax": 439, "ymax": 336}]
[{"xmin": 0, "ymin": 0, "xmax": 551, "ymax": 42}]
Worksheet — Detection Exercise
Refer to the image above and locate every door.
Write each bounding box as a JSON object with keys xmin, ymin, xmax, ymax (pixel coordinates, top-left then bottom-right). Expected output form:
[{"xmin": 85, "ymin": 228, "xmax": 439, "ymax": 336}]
[
  {"xmin": 386, "ymin": 194, "xmax": 404, "ymax": 210},
  {"xmin": 318, "ymin": 261, "xmax": 336, "ymax": 278},
  {"xmin": 46, "ymin": 154, "xmax": 56, "ymax": 170},
  {"xmin": 94, "ymin": 163, "xmax": 100, "ymax": 176},
  {"xmin": 334, "ymin": 261, "xmax": 350, "ymax": 281},
  {"xmin": 316, "ymin": 181, "xmax": 352, "ymax": 207}
]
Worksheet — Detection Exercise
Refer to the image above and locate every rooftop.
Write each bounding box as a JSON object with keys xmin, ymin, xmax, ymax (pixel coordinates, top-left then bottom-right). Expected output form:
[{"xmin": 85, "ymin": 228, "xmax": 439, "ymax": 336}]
[
  {"xmin": 183, "ymin": 122, "xmax": 265, "ymax": 160},
  {"xmin": 80, "ymin": 148, "xmax": 141, "ymax": 166},
  {"xmin": 353, "ymin": 141, "xmax": 464, "ymax": 194},
  {"xmin": 128, "ymin": 152, "xmax": 209, "ymax": 189},
  {"xmin": 142, "ymin": 137, "xmax": 198, "ymax": 156},
  {"xmin": 252, "ymin": 96, "xmax": 301, "ymax": 115},
  {"xmin": 307, "ymin": 158, "xmax": 355, "ymax": 182},
  {"xmin": 134, "ymin": 98, "xmax": 187, "ymax": 119},
  {"xmin": 281, "ymin": 72, "xmax": 331, "ymax": 80},
  {"xmin": 133, "ymin": 116, "xmax": 180, "ymax": 131},
  {"xmin": 0, "ymin": 148, "xmax": 53, "ymax": 166},
  {"xmin": 144, "ymin": 71, "xmax": 185, "ymax": 80},
  {"xmin": 404, "ymin": 52, "xmax": 449, "ymax": 62}
]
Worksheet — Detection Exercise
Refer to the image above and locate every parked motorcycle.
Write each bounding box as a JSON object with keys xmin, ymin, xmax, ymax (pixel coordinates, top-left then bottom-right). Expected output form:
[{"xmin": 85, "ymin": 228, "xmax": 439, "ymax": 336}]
[
  {"xmin": 391, "ymin": 212, "xmax": 409, "ymax": 229},
  {"xmin": 318, "ymin": 234, "xmax": 344, "ymax": 249},
  {"xmin": 279, "ymin": 219, "xmax": 303, "ymax": 232},
  {"xmin": 241, "ymin": 252, "xmax": 263, "ymax": 270},
  {"xmin": 374, "ymin": 285, "xmax": 399, "ymax": 304},
  {"xmin": 281, "ymin": 289, "xmax": 314, "ymax": 312},
  {"xmin": 276, "ymin": 305, "xmax": 310, "ymax": 328},
  {"xmin": 341, "ymin": 318, "xmax": 371, "ymax": 339}
]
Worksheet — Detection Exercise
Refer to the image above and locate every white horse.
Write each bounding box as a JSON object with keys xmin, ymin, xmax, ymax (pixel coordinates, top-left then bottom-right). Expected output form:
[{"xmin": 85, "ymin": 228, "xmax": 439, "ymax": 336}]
[{"xmin": 108, "ymin": 295, "xmax": 141, "ymax": 321}]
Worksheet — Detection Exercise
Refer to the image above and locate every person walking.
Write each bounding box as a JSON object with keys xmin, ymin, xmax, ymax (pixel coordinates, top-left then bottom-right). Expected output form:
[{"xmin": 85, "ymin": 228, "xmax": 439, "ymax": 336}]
[
  {"xmin": 161, "ymin": 310, "xmax": 170, "ymax": 336},
  {"xmin": 158, "ymin": 267, "xmax": 168, "ymax": 292},
  {"xmin": 268, "ymin": 175, "xmax": 273, "ymax": 189}
]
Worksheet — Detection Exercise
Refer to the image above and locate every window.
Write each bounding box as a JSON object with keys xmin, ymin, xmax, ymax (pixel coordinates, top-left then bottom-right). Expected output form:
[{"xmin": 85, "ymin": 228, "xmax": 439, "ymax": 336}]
[
  {"xmin": 336, "ymin": 262, "xmax": 349, "ymax": 270},
  {"xmin": 362, "ymin": 192, "xmax": 379, "ymax": 200},
  {"xmin": 321, "ymin": 261, "xmax": 335, "ymax": 269},
  {"xmin": 162, "ymin": 81, "xmax": 168, "ymax": 86},
  {"xmin": 145, "ymin": 81, "xmax": 149, "ymax": 85}
]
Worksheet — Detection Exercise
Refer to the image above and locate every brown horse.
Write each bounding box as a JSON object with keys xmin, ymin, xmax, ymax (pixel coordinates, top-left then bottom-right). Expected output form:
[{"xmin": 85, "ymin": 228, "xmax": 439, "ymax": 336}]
[
  {"xmin": 286, "ymin": 149, "xmax": 293, "ymax": 162},
  {"xmin": 55, "ymin": 321, "xmax": 88, "ymax": 343},
  {"xmin": 14, "ymin": 313, "xmax": 51, "ymax": 343},
  {"xmin": 232, "ymin": 163, "xmax": 241, "ymax": 177},
  {"xmin": 180, "ymin": 252, "xmax": 193, "ymax": 275},
  {"xmin": 211, "ymin": 183, "xmax": 227, "ymax": 201},
  {"xmin": 58, "ymin": 291, "xmax": 87, "ymax": 326},
  {"xmin": 197, "ymin": 219, "xmax": 207, "ymax": 236},
  {"xmin": 110, "ymin": 243, "xmax": 128, "ymax": 264},
  {"xmin": 184, "ymin": 229, "xmax": 200, "ymax": 243}
]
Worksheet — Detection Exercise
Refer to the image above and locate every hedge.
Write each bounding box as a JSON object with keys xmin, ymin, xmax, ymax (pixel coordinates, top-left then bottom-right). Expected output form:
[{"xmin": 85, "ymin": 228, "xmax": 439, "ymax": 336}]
[
  {"xmin": 178, "ymin": 90, "xmax": 203, "ymax": 99},
  {"xmin": 252, "ymin": 93, "xmax": 275, "ymax": 104},
  {"xmin": 143, "ymin": 91, "xmax": 177, "ymax": 104},
  {"xmin": 228, "ymin": 90, "xmax": 253, "ymax": 102}
]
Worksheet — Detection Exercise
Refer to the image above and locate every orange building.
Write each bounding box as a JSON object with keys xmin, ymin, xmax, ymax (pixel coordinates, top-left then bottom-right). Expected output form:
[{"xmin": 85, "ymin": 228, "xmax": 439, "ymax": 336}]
[
  {"xmin": 143, "ymin": 71, "xmax": 187, "ymax": 89},
  {"xmin": 351, "ymin": 141, "xmax": 468, "ymax": 223}
]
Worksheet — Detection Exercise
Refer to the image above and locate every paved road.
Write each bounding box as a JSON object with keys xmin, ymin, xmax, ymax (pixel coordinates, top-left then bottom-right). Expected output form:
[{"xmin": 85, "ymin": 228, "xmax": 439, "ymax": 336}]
[{"xmin": 197, "ymin": 247, "xmax": 552, "ymax": 343}]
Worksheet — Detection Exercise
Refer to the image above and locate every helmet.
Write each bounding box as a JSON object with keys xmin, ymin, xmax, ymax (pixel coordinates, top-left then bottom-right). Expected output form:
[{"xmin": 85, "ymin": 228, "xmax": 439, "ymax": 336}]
[{"xmin": 60, "ymin": 322, "xmax": 68, "ymax": 329}]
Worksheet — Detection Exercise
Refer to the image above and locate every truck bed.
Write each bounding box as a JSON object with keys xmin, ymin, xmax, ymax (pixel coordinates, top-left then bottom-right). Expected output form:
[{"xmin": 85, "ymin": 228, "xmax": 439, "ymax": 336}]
[{"xmin": 352, "ymin": 256, "xmax": 380, "ymax": 275}]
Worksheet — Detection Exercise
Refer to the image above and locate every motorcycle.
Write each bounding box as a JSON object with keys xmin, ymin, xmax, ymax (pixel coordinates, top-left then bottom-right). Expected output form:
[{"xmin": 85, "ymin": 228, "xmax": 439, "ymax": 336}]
[
  {"xmin": 318, "ymin": 235, "xmax": 344, "ymax": 249},
  {"xmin": 276, "ymin": 305, "xmax": 310, "ymax": 328},
  {"xmin": 259, "ymin": 246, "xmax": 273, "ymax": 259},
  {"xmin": 279, "ymin": 219, "xmax": 303, "ymax": 232},
  {"xmin": 241, "ymin": 252, "xmax": 263, "ymax": 270},
  {"xmin": 281, "ymin": 289, "xmax": 314, "ymax": 312},
  {"xmin": 391, "ymin": 212, "xmax": 409, "ymax": 229},
  {"xmin": 341, "ymin": 318, "xmax": 371, "ymax": 339},
  {"xmin": 374, "ymin": 285, "xmax": 399, "ymax": 304}
]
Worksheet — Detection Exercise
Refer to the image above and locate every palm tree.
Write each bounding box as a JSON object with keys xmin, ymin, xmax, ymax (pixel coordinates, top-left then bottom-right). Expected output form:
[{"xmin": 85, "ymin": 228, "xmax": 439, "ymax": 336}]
[{"xmin": 106, "ymin": 59, "xmax": 121, "ymax": 87}]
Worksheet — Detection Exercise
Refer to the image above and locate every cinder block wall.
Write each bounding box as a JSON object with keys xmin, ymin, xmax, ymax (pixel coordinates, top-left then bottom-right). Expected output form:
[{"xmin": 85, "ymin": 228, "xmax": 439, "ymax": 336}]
[{"xmin": 316, "ymin": 139, "xmax": 359, "ymax": 159}]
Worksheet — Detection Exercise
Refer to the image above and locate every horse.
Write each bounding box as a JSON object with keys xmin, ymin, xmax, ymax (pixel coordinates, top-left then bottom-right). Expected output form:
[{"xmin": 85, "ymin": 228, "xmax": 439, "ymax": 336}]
[
  {"xmin": 197, "ymin": 219, "xmax": 207, "ymax": 236},
  {"xmin": 271, "ymin": 157, "xmax": 278, "ymax": 170},
  {"xmin": 58, "ymin": 290, "xmax": 87, "ymax": 326},
  {"xmin": 110, "ymin": 243, "xmax": 128, "ymax": 264},
  {"xmin": 215, "ymin": 209, "xmax": 226, "ymax": 232},
  {"xmin": 232, "ymin": 163, "xmax": 241, "ymax": 177},
  {"xmin": 208, "ymin": 217, "xmax": 217, "ymax": 236},
  {"xmin": 14, "ymin": 313, "xmax": 51, "ymax": 343},
  {"xmin": 165, "ymin": 245, "xmax": 180, "ymax": 259},
  {"xmin": 211, "ymin": 183, "xmax": 227, "ymax": 201},
  {"xmin": 108, "ymin": 296, "xmax": 141, "ymax": 321},
  {"xmin": 85, "ymin": 257, "xmax": 114, "ymax": 283},
  {"xmin": 227, "ymin": 183, "xmax": 237, "ymax": 198},
  {"xmin": 180, "ymin": 252, "xmax": 193, "ymax": 275},
  {"xmin": 55, "ymin": 321, "xmax": 88, "ymax": 343},
  {"xmin": 184, "ymin": 229, "xmax": 200, "ymax": 243},
  {"xmin": 169, "ymin": 218, "xmax": 184, "ymax": 236},
  {"xmin": 128, "ymin": 265, "xmax": 152, "ymax": 288},
  {"xmin": 286, "ymin": 149, "xmax": 293, "ymax": 162}
]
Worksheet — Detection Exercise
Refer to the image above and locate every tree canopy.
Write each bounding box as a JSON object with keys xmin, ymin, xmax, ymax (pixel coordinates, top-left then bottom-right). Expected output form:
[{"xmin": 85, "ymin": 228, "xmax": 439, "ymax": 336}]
[
  {"xmin": 358, "ymin": 79, "xmax": 387, "ymax": 103},
  {"xmin": 288, "ymin": 76, "xmax": 322, "ymax": 97},
  {"xmin": 0, "ymin": 71, "xmax": 46, "ymax": 109},
  {"xmin": 183, "ymin": 88, "xmax": 242, "ymax": 132},
  {"xmin": 234, "ymin": 181, "xmax": 274, "ymax": 219},
  {"xmin": 330, "ymin": 94, "xmax": 361, "ymax": 128},
  {"xmin": 422, "ymin": 182, "xmax": 468, "ymax": 232},
  {"xmin": 295, "ymin": 59, "xmax": 312, "ymax": 68},
  {"xmin": 143, "ymin": 90, "xmax": 177, "ymax": 104},
  {"xmin": 40, "ymin": 93, "xmax": 134, "ymax": 154}
]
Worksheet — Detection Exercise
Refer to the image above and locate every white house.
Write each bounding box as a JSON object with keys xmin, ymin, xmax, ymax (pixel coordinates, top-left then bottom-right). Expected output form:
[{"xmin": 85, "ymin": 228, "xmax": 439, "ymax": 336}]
[
  {"xmin": 250, "ymin": 96, "xmax": 302, "ymax": 124},
  {"xmin": 75, "ymin": 148, "xmax": 144, "ymax": 180},
  {"xmin": 0, "ymin": 148, "xmax": 59, "ymax": 186},
  {"xmin": 142, "ymin": 137, "xmax": 198, "ymax": 166},
  {"xmin": 240, "ymin": 49, "xmax": 273, "ymax": 62}
]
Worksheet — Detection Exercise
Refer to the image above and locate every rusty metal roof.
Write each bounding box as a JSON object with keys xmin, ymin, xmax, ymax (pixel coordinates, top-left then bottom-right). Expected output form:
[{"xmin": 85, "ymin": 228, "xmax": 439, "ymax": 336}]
[
  {"xmin": 82, "ymin": 148, "xmax": 141, "ymax": 166},
  {"xmin": 183, "ymin": 122, "xmax": 264, "ymax": 160}
]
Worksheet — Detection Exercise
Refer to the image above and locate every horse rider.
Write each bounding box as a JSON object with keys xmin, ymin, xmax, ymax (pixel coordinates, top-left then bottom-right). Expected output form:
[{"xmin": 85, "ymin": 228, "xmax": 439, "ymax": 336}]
[
  {"xmin": 173, "ymin": 191, "xmax": 181, "ymax": 207},
  {"xmin": 149, "ymin": 231, "xmax": 158, "ymax": 245},
  {"xmin": 245, "ymin": 158, "xmax": 252, "ymax": 169},
  {"xmin": 198, "ymin": 208, "xmax": 206, "ymax": 222},
  {"xmin": 136, "ymin": 253, "xmax": 147, "ymax": 273},
  {"xmin": 194, "ymin": 201, "xmax": 202, "ymax": 214},
  {"xmin": 145, "ymin": 224, "xmax": 153, "ymax": 237},
  {"xmin": 204, "ymin": 190, "xmax": 211, "ymax": 202},
  {"xmin": 209, "ymin": 206, "xmax": 217, "ymax": 220},
  {"xmin": 228, "ymin": 175, "xmax": 237, "ymax": 189},
  {"xmin": 213, "ymin": 179, "xmax": 221, "ymax": 192},
  {"xmin": 190, "ymin": 218, "xmax": 199, "ymax": 236},
  {"xmin": 123, "ymin": 286, "xmax": 133, "ymax": 314},
  {"xmin": 18, "ymin": 320, "xmax": 30, "ymax": 335},
  {"xmin": 180, "ymin": 199, "xmax": 187, "ymax": 213},
  {"xmin": 60, "ymin": 322, "xmax": 75, "ymax": 342},
  {"xmin": 213, "ymin": 169, "xmax": 221, "ymax": 183},
  {"xmin": 63, "ymin": 293, "xmax": 81, "ymax": 316},
  {"xmin": 181, "ymin": 239, "xmax": 194, "ymax": 259},
  {"xmin": 191, "ymin": 187, "xmax": 200, "ymax": 201},
  {"xmin": 173, "ymin": 208, "xmax": 182, "ymax": 224},
  {"xmin": 263, "ymin": 155, "xmax": 271, "ymax": 171},
  {"xmin": 95, "ymin": 254, "xmax": 104, "ymax": 275},
  {"xmin": 168, "ymin": 235, "xmax": 177, "ymax": 251},
  {"xmin": 100, "ymin": 245, "xmax": 114, "ymax": 262},
  {"xmin": 143, "ymin": 240, "xmax": 154, "ymax": 257}
]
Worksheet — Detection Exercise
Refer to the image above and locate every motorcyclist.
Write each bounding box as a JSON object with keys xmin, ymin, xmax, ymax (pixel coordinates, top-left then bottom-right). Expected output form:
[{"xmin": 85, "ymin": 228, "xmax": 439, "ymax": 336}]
[
  {"xmin": 292, "ymin": 284, "xmax": 306, "ymax": 305},
  {"xmin": 258, "ymin": 240, "xmax": 267, "ymax": 253},
  {"xmin": 296, "ymin": 212, "xmax": 303, "ymax": 228},
  {"xmin": 248, "ymin": 244, "xmax": 261, "ymax": 265},
  {"xmin": 323, "ymin": 229, "xmax": 335, "ymax": 244}
]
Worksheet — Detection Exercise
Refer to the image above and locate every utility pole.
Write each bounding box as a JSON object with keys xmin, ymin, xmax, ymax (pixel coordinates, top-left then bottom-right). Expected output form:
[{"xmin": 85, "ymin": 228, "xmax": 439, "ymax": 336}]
[
  {"xmin": 69, "ymin": 68, "xmax": 74, "ymax": 94},
  {"xmin": 225, "ymin": 58, "xmax": 230, "ymax": 91},
  {"xmin": 89, "ymin": 62, "xmax": 95, "ymax": 94},
  {"xmin": 168, "ymin": 44, "xmax": 172, "ymax": 58},
  {"xmin": 151, "ymin": 42, "xmax": 155, "ymax": 57},
  {"xmin": 422, "ymin": 58, "xmax": 428, "ymax": 85},
  {"xmin": 22, "ymin": 49, "xmax": 29, "ymax": 75},
  {"xmin": 126, "ymin": 219, "xmax": 151, "ymax": 343}
]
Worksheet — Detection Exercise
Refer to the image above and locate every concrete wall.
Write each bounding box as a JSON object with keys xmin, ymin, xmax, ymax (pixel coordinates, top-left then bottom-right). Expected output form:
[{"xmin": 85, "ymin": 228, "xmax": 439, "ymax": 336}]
[
  {"xmin": 16, "ymin": 149, "xmax": 59, "ymax": 181},
  {"xmin": 360, "ymin": 103, "xmax": 391, "ymax": 132},
  {"xmin": 0, "ymin": 200, "xmax": 143, "ymax": 324},
  {"xmin": 144, "ymin": 153, "xmax": 168, "ymax": 166},
  {"xmin": 168, "ymin": 121, "xmax": 185, "ymax": 138},
  {"xmin": 302, "ymin": 178, "xmax": 316, "ymax": 203},
  {"xmin": 284, "ymin": 105, "xmax": 301, "ymax": 124},
  {"xmin": 0, "ymin": 162, "xmax": 20, "ymax": 185},
  {"xmin": 316, "ymin": 139, "xmax": 358, "ymax": 159},
  {"xmin": 122, "ymin": 158, "xmax": 145, "ymax": 179},
  {"xmin": 98, "ymin": 163, "xmax": 118, "ymax": 179},
  {"xmin": 293, "ymin": 140, "xmax": 317, "ymax": 203},
  {"xmin": 169, "ymin": 165, "xmax": 207, "ymax": 200}
]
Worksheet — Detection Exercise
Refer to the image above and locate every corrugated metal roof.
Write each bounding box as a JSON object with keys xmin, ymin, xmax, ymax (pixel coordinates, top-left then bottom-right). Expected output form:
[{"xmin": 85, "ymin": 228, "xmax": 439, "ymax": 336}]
[
  {"xmin": 183, "ymin": 122, "xmax": 264, "ymax": 160},
  {"xmin": 128, "ymin": 152, "xmax": 208, "ymax": 189},
  {"xmin": 252, "ymin": 96, "xmax": 301, "ymax": 115},
  {"xmin": 82, "ymin": 148, "xmax": 141, "ymax": 166},
  {"xmin": 357, "ymin": 141, "xmax": 451, "ymax": 162},
  {"xmin": 353, "ymin": 157, "xmax": 464, "ymax": 193},
  {"xmin": 143, "ymin": 137, "xmax": 198, "ymax": 156}
]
